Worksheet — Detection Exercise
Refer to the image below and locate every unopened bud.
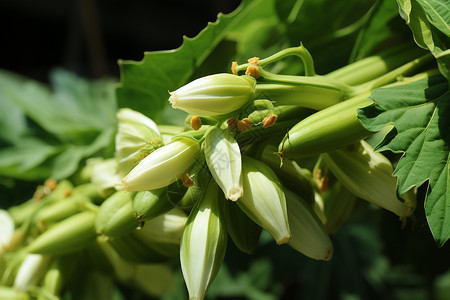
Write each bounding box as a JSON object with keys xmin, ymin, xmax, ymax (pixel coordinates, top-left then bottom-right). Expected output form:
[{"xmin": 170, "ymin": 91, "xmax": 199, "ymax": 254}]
[
  {"xmin": 238, "ymin": 156, "xmax": 291, "ymax": 244},
  {"xmin": 168, "ymin": 73, "xmax": 256, "ymax": 117},
  {"xmin": 122, "ymin": 137, "xmax": 201, "ymax": 192},
  {"xmin": 115, "ymin": 108, "xmax": 163, "ymax": 177}
]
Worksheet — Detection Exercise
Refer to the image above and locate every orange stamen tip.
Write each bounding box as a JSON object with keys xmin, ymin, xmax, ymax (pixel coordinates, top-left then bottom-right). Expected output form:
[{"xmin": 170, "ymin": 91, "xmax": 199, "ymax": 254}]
[
  {"xmin": 231, "ymin": 61, "xmax": 238, "ymax": 75},
  {"xmin": 237, "ymin": 118, "xmax": 252, "ymax": 132},
  {"xmin": 190, "ymin": 116, "xmax": 202, "ymax": 131},
  {"xmin": 262, "ymin": 113, "xmax": 278, "ymax": 128}
]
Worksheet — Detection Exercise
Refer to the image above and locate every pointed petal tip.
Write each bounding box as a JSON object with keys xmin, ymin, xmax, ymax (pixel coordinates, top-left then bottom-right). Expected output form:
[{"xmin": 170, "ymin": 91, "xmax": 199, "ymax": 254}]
[
  {"xmin": 275, "ymin": 234, "xmax": 291, "ymax": 245},
  {"xmin": 227, "ymin": 187, "xmax": 243, "ymax": 201},
  {"xmin": 168, "ymin": 93, "xmax": 178, "ymax": 108}
]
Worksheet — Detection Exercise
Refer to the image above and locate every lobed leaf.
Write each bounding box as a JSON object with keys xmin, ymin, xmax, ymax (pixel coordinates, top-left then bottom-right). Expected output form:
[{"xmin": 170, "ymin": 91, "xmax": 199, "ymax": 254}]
[
  {"xmin": 358, "ymin": 74, "xmax": 450, "ymax": 245},
  {"xmin": 396, "ymin": 0, "xmax": 450, "ymax": 80},
  {"xmin": 116, "ymin": 0, "xmax": 265, "ymax": 123},
  {"xmin": 0, "ymin": 69, "xmax": 117, "ymax": 181}
]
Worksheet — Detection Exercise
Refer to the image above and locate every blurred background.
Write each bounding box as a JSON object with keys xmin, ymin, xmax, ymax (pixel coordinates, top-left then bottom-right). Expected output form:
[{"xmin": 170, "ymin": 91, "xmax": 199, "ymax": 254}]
[
  {"xmin": 0, "ymin": 0, "xmax": 240, "ymax": 81},
  {"xmin": 1, "ymin": 1, "xmax": 450, "ymax": 299}
]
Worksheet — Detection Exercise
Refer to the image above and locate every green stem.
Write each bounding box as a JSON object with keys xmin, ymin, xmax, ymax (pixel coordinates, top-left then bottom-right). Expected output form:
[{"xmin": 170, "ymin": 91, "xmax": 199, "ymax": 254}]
[
  {"xmin": 352, "ymin": 53, "xmax": 434, "ymax": 94},
  {"xmin": 258, "ymin": 67, "xmax": 357, "ymax": 95},
  {"xmin": 234, "ymin": 44, "xmax": 316, "ymax": 76},
  {"xmin": 326, "ymin": 44, "xmax": 426, "ymax": 85}
]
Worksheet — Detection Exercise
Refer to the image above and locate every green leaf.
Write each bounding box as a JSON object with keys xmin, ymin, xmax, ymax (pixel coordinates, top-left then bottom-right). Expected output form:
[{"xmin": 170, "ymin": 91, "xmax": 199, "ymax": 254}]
[
  {"xmin": 0, "ymin": 70, "xmax": 29, "ymax": 145},
  {"xmin": 358, "ymin": 74, "xmax": 450, "ymax": 246},
  {"xmin": 350, "ymin": 0, "xmax": 401, "ymax": 61},
  {"xmin": 274, "ymin": 0, "xmax": 380, "ymax": 74},
  {"xmin": 396, "ymin": 0, "xmax": 450, "ymax": 80},
  {"xmin": 0, "ymin": 69, "xmax": 117, "ymax": 181},
  {"xmin": 415, "ymin": 0, "xmax": 450, "ymax": 37},
  {"xmin": 0, "ymin": 138, "xmax": 58, "ymax": 180},
  {"xmin": 116, "ymin": 0, "xmax": 266, "ymax": 122}
]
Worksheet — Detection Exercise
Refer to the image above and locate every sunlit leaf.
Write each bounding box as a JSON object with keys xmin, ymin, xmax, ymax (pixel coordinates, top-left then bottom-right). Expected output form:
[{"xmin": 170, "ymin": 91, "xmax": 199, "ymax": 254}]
[{"xmin": 358, "ymin": 74, "xmax": 450, "ymax": 245}]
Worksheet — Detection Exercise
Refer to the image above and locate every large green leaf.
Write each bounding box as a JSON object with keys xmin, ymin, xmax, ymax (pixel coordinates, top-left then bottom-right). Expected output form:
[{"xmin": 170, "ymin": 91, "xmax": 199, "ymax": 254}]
[
  {"xmin": 358, "ymin": 75, "xmax": 450, "ymax": 246},
  {"xmin": 0, "ymin": 69, "xmax": 117, "ymax": 181},
  {"xmin": 9, "ymin": 69, "xmax": 117, "ymax": 144},
  {"xmin": 116, "ymin": 0, "xmax": 268, "ymax": 123},
  {"xmin": 415, "ymin": 0, "xmax": 450, "ymax": 37},
  {"xmin": 396, "ymin": 0, "xmax": 450, "ymax": 80}
]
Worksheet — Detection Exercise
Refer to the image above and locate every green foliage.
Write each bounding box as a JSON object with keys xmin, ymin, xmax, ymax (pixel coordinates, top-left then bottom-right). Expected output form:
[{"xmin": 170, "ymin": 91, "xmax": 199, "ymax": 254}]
[
  {"xmin": 358, "ymin": 74, "xmax": 450, "ymax": 245},
  {"xmin": 1, "ymin": 0, "xmax": 450, "ymax": 299},
  {"xmin": 116, "ymin": 0, "xmax": 268, "ymax": 123},
  {"xmin": 0, "ymin": 69, "xmax": 117, "ymax": 182},
  {"xmin": 397, "ymin": 0, "xmax": 450, "ymax": 80}
]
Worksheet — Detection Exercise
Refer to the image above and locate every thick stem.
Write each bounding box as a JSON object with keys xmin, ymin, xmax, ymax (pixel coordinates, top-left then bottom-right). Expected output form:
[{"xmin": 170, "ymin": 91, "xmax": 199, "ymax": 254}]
[
  {"xmin": 352, "ymin": 53, "xmax": 434, "ymax": 94},
  {"xmin": 257, "ymin": 68, "xmax": 357, "ymax": 96},
  {"xmin": 326, "ymin": 44, "xmax": 426, "ymax": 85}
]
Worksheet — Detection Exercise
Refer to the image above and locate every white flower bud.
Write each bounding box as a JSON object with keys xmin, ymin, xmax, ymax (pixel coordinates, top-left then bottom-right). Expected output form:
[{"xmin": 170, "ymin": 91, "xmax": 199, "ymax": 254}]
[
  {"xmin": 204, "ymin": 127, "xmax": 243, "ymax": 201},
  {"xmin": 169, "ymin": 74, "xmax": 255, "ymax": 117},
  {"xmin": 122, "ymin": 137, "xmax": 201, "ymax": 192},
  {"xmin": 180, "ymin": 180, "xmax": 227, "ymax": 300},
  {"xmin": 322, "ymin": 140, "xmax": 416, "ymax": 218},
  {"xmin": 238, "ymin": 156, "xmax": 291, "ymax": 244}
]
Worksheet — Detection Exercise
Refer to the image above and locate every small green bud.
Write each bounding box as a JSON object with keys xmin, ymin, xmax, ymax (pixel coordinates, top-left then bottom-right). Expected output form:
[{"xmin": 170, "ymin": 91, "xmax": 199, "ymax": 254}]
[
  {"xmin": 136, "ymin": 207, "xmax": 188, "ymax": 245},
  {"xmin": 96, "ymin": 191, "xmax": 139, "ymax": 238},
  {"xmin": 133, "ymin": 188, "xmax": 173, "ymax": 222},
  {"xmin": 169, "ymin": 74, "xmax": 256, "ymax": 117},
  {"xmin": 220, "ymin": 199, "xmax": 261, "ymax": 254},
  {"xmin": 28, "ymin": 211, "xmax": 97, "ymax": 255},
  {"xmin": 0, "ymin": 286, "xmax": 30, "ymax": 300},
  {"xmin": 122, "ymin": 137, "xmax": 201, "ymax": 192},
  {"xmin": 285, "ymin": 190, "xmax": 333, "ymax": 261},
  {"xmin": 38, "ymin": 262, "xmax": 63, "ymax": 300},
  {"xmin": 238, "ymin": 156, "xmax": 291, "ymax": 244}
]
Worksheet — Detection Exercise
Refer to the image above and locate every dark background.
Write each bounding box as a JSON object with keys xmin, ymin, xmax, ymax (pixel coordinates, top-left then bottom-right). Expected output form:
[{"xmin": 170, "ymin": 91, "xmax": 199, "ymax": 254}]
[{"xmin": 0, "ymin": 0, "xmax": 241, "ymax": 82}]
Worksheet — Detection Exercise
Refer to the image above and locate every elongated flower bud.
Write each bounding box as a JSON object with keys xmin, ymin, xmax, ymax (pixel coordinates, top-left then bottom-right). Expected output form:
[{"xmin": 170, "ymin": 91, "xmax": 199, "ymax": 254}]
[
  {"xmin": 0, "ymin": 209, "xmax": 14, "ymax": 254},
  {"xmin": 285, "ymin": 190, "xmax": 333, "ymax": 261},
  {"xmin": 133, "ymin": 188, "xmax": 173, "ymax": 222},
  {"xmin": 312, "ymin": 159, "xmax": 359, "ymax": 234},
  {"xmin": 28, "ymin": 211, "xmax": 97, "ymax": 255},
  {"xmin": 0, "ymin": 287, "xmax": 30, "ymax": 300},
  {"xmin": 238, "ymin": 156, "xmax": 291, "ymax": 244},
  {"xmin": 14, "ymin": 254, "xmax": 51, "ymax": 292},
  {"xmin": 180, "ymin": 180, "xmax": 227, "ymax": 300},
  {"xmin": 204, "ymin": 127, "xmax": 243, "ymax": 201},
  {"xmin": 116, "ymin": 108, "xmax": 163, "ymax": 177},
  {"xmin": 122, "ymin": 137, "xmax": 201, "ymax": 192},
  {"xmin": 220, "ymin": 199, "xmax": 261, "ymax": 254},
  {"xmin": 136, "ymin": 207, "xmax": 188, "ymax": 245},
  {"xmin": 169, "ymin": 74, "xmax": 256, "ymax": 117},
  {"xmin": 260, "ymin": 144, "xmax": 315, "ymax": 204},
  {"xmin": 96, "ymin": 191, "xmax": 140, "ymax": 238},
  {"xmin": 38, "ymin": 261, "xmax": 63, "ymax": 300},
  {"xmin": 322, "ymin": 140, "xmax": 416, "ymax": 218}
]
